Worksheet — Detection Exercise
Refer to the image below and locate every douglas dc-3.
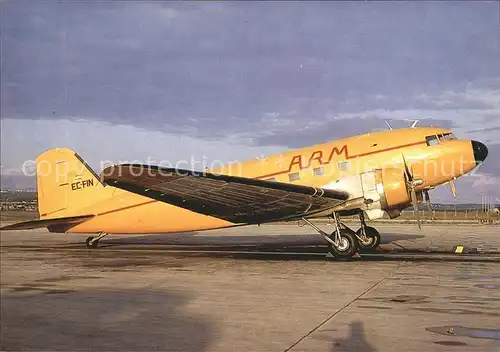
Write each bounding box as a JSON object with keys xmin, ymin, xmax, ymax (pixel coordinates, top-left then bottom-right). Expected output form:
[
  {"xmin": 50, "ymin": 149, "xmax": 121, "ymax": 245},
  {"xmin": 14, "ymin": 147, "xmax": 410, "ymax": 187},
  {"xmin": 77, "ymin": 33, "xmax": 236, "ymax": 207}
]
[{"xmin": 1, "ymin": 127, "xmax": 488, "ymax": 258}]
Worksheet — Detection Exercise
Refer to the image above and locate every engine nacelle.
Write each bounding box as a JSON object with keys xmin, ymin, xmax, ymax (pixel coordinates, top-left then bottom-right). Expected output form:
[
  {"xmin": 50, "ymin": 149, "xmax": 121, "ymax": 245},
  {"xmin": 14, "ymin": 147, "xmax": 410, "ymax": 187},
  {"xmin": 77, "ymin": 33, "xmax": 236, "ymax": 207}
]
[
  {"xmin": 375, "ymin": 168, "xmax": 411, "ymax": 209},
  {"xmin": 325, "ymin": 168, "xmax": 411, "ymax": 220}
]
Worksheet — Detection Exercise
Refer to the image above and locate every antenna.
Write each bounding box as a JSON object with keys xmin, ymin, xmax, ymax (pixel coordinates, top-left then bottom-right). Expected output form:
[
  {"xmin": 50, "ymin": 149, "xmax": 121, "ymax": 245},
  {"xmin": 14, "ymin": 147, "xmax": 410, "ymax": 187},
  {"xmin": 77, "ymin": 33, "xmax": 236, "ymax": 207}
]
[
  {"xmin": 385, "ymin": 119, "xmax": 419, "ymax": 130},
  {"xmin": 402, "ymin": 119, "xmax": 419, "ymax": 128}
]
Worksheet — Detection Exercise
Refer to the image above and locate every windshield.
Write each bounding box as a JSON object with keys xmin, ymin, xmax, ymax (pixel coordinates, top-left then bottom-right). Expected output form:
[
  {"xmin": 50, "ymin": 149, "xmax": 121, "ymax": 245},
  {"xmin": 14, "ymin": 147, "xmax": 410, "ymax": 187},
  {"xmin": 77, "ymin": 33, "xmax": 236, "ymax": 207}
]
[
  {"xmin": 426, "ymin": 135, "xmax": 439, "ymax": 146},
  {"xmin": 427, "ymin": 133, "xmax": 456, "ymax": 146},
  {"xmin": 439, "ymin": 133, "xmax": 456, "ymax": 141}
]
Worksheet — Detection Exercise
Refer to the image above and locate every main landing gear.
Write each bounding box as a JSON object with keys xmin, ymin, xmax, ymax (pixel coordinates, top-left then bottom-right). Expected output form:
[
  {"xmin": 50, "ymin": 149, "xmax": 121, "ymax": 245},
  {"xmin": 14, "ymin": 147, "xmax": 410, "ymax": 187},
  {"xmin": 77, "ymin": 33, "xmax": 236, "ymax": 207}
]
[
  {"xmin": 302, "ymin": 213, "xmax": 359, "ymax": 259},
  {"xmin": 355, "ymin": 212, "xmax": 381, "ymax": 251},
  {"xmin": 302, "ymin": 212, "xmax": 381, "ymax": 258},
  {"xmin": 85, "ymin": 232, "xmax": 108, "ymax": 249}
]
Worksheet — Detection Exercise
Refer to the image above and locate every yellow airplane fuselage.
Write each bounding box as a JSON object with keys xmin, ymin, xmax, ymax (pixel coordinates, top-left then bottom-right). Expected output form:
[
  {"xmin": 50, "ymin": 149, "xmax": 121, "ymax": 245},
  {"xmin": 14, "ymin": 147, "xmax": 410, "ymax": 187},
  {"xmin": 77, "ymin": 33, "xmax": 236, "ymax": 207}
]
[{"xmin": 37, "ymin": 127, "xmax": 481, "ymax": 234}]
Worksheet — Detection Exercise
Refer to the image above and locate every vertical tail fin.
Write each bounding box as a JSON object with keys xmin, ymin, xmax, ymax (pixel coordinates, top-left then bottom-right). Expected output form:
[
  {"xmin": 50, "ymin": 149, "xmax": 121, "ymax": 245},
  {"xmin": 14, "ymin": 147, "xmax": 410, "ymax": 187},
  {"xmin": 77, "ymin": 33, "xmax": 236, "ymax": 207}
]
[{"xmin": 36, "ymin": 148, "xmax": 109, "ymax": 218}]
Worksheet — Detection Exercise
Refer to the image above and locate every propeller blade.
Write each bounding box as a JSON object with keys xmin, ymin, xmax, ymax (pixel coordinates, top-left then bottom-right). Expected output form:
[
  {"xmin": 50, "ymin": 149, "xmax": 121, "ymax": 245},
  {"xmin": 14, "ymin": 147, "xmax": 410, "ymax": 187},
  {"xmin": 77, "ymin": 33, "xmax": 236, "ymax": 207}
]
[
  {"xmin": 449, "ymin": 179, "xmax": 457, "ymax": 198},
  {"xmin": 402, "ymin": 154, "xmax": 413, "ymax": 182},
  {"xmin": 424, "ymin": 190, "xmax": 432, "ymax": 211},
  {"xmin": 410, "ymin": 185, "xmax": 422, "ymax": 230},
  {"xmin": 402, "ymin": 153, "xmax": 423, "ymax": 229},
  {"xmin": 411, "ymin": 187, "xmax": 418, "ymax": 210}
]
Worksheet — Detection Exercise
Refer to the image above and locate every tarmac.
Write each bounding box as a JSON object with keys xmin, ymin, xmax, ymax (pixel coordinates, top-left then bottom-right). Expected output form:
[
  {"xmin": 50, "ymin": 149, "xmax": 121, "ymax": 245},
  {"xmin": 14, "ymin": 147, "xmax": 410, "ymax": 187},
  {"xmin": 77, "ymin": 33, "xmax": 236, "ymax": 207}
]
[{"xmin": 1, "ymin": 223, "xmax": 499, "ymax": 351}]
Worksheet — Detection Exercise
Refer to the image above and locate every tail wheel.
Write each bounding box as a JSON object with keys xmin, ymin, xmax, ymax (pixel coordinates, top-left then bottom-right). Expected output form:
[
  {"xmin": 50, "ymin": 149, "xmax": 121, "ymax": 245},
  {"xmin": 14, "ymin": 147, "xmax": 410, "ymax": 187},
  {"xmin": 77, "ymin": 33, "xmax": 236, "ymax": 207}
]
[
  {"xmin": 356, "ymin": 226, "xmax": 381, "ymax": 250},
  {"xmin": 85, "ymin": 236, "xmax": 98, "ymax": 249},
  {"xmin": 328, "ymin": 229, "xmax": 359, "ymax": 258}
]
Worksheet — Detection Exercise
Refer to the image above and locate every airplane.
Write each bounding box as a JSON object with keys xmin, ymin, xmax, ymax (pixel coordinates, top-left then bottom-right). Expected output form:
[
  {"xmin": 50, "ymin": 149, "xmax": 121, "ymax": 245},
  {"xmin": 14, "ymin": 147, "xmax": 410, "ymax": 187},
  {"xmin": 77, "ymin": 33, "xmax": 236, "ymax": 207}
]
[{"xmin": 0, "ymin": 127, "xmax": 488, "ymax": 258}]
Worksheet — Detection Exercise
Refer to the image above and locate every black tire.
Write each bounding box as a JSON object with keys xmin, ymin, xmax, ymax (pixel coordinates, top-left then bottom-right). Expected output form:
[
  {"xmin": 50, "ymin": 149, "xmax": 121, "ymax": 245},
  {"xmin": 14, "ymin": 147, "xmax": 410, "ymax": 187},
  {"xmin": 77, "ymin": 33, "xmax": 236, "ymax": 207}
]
[
  {"xmin": 356, "ymin": 226, "xmax": 381, "ymax": 250},
  {"xmin": 85, "ymin": 236, "xmax": 98, "ymax": 249},
  {"xmin": 328, "ymin": 229, "xmax": 359, "ymax": 258}
]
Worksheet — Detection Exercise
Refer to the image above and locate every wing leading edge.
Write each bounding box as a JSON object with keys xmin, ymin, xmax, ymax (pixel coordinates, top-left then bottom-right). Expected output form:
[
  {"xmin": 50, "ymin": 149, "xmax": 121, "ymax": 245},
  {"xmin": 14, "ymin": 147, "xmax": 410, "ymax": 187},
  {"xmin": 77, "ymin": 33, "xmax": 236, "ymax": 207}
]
[{"xmin": 101, "ymin": 164, "xmax": 349, "ymax": 224}]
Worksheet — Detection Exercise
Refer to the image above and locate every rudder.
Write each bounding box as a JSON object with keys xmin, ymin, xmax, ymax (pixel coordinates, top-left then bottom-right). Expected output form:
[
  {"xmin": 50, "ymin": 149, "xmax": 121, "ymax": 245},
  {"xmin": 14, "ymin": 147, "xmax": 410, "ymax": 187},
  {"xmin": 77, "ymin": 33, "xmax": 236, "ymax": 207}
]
[{"xmin": 36, "ymin": 148, "xmax": 108, "ymax": 218}]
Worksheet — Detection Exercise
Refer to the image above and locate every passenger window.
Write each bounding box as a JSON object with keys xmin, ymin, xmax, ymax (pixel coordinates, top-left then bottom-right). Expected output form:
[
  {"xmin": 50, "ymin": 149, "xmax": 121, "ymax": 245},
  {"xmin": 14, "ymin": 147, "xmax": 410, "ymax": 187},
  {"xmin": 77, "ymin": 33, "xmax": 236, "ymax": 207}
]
[
  {"xmin": 313, "ymin": 166, "xmax": 324, "ymax": 176},
  {"xmin": 426, "ymin": 135, "xmax": 439, "ymax": 146},
  {"xmin": 338, "ymin": 161, "xmax": 350, "ymax": 171},
  {"xmin": 289, "ymin": 172, "xmax": 300, "ymax": 182}
]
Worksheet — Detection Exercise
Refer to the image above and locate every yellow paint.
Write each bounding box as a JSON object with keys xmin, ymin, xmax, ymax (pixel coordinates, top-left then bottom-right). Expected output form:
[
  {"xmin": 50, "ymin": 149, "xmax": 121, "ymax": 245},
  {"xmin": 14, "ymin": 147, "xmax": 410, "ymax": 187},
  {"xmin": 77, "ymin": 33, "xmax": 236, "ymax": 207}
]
[
  {"xmin": 31, "ymin": 127, "xmax": 479, "ymax": 234},
  {"xmin": 454, "ymin": 246, "xmax": 464, "ymax": 254}
]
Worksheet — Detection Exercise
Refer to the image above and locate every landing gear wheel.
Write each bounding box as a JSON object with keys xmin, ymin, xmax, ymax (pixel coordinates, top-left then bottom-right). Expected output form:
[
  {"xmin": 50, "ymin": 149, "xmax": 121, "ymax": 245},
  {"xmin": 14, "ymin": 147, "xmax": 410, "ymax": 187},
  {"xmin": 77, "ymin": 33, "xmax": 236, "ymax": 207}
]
[
  {"xmin": 356, "ymin": 226, "xmax": 381, "ymax": 250},
  {"xmin": 85, "ymin": 236, "xmax": 98, "ymax": 249},
  {"xmin": 328, "ymin": 229, "xmax": 359, "ymax": 258}
]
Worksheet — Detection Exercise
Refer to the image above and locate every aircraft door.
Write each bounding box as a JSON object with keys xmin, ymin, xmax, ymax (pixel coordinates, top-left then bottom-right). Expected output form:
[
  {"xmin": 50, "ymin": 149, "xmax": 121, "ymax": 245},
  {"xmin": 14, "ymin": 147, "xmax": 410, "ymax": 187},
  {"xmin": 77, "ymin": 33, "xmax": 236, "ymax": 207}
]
[{"xmin": 360, "ymin": 171, "xmax": 381, "ymax": 204}]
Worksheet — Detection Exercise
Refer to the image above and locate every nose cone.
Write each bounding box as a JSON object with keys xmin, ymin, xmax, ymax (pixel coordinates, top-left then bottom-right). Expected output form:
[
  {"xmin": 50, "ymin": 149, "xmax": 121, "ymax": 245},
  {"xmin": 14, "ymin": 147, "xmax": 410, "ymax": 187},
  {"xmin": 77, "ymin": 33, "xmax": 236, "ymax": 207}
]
[{"xmin": 472, "ymin": 140, "xmax": 488, "ymax": 164}]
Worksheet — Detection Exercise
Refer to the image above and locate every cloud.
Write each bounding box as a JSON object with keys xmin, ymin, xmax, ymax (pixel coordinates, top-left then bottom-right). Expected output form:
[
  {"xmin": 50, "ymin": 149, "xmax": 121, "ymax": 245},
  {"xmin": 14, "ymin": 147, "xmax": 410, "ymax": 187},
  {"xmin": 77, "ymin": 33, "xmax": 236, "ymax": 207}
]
[
  {"xmin": 414, "ymin": 88, "xmax": 500, "ymax": 111},
  {"xmin": 0, "ymin": 118, "xmax": 282, "ymax": 176},
  {"xmin": 251, "ymin": 115, "xmax": 454, "ymax": 148},
  {"xmin": 467, "ymin": 126, "xmax": 500, "ymax": 134},
  {"xmin": 429, "ymin": 173, "xmax": 500, "ymax": 204},
  {"xmin": 473, "ymin": 143, "xmax": 500, "ymax": 177},
  {"xmin": 1, "ymin": 1, "xmax": 499, "ymax": 203},
  {"xmin": 2, "ymin": 2, "xmax": 499, "ymax": 138}
]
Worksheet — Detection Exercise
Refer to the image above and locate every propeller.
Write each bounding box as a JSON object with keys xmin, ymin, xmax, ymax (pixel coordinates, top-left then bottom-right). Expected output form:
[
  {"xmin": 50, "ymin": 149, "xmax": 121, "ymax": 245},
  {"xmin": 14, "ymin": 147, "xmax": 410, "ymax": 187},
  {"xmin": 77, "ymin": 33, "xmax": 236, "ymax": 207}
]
[
  {"xmin": 402, "ymin": 154, "xmax": 423, "ymax": 229},
  {"xmin": 423, "ymin": 190, "xmax": 432, "ymax": 211},
  {"xmin": 449, "ymin": 178, "xmax": 457, "ymax": 198}
]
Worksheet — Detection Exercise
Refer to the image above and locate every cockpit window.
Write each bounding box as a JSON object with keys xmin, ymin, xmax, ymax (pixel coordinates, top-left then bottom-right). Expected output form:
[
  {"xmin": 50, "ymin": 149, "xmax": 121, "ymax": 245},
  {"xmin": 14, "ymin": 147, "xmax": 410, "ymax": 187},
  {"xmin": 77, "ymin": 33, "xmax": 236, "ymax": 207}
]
[
  {"xmin": 426, "ymin": 135, "xmax": 439, "ymax": 146},
  {"xmin": 439, "ymin": 132, "xmax": 456, "ymax": 141}
]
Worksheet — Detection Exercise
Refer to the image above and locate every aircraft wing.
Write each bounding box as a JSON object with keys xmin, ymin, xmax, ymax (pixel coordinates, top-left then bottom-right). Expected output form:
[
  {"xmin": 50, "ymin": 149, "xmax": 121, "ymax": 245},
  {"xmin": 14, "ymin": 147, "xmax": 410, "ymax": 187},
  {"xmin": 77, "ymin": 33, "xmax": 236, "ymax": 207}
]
[{"xmin": 101, "ymin": 164, "xmax": 349, "ymax": 224}]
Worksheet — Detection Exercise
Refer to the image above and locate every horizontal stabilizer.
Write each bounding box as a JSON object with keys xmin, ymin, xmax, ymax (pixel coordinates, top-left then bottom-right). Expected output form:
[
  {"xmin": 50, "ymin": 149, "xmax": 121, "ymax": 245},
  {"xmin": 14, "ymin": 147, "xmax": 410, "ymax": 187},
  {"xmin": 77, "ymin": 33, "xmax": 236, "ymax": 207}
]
[{"xmin": 0, "ymin": 214, "xmax": 94, "ymax": 232}]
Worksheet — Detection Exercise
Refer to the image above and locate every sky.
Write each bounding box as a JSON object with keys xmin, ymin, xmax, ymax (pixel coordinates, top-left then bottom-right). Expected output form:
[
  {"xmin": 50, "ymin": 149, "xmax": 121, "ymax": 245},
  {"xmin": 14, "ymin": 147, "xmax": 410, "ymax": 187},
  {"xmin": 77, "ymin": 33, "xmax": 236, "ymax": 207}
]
[{"xmin": 1, "ymin": 1, "xmax": 499, "ymax": 203}]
